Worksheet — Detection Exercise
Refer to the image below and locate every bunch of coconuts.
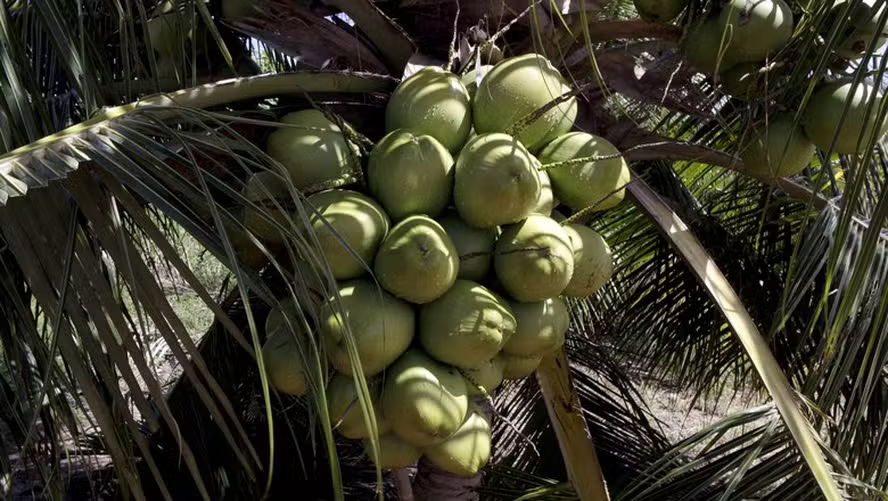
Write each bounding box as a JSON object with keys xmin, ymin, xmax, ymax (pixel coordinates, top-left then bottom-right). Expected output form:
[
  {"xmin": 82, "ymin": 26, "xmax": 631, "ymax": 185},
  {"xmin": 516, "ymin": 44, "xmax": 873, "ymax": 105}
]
[
  {"xmin": 248, "ymin": 52, "xmax": 629, "ymax": 476},
  {"xmin": 671, "ymin": 0, "xmax": 888, "ymax": 179}
]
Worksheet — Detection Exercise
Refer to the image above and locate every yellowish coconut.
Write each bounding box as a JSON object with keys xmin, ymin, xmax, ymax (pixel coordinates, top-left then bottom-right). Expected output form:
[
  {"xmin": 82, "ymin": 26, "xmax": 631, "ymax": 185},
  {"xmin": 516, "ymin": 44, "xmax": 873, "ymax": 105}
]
[
  {"xmin": 266, "ymin": 109, "xmax": 360, "ymax": 189},
  {"xmin": 436, "ymin": 211, "xmax": 499, "ymax": 281},
  {"xmin": 419, "ymin": 280, "xmax": 516, "ymax": 368},
  {"xmin": 473, "ymin": 53, "xmax": 577, "ymax": 152},
  {"xmin": 374, "ymin": 215, "xmax": 459, "ymax": 304},
  {"xmin": 243, "ymin": 171, "xmax": 291, "ymax": 244},
  {"xmin": 461, "ymin": 356, "xmax": 506, "ymax": 397},
  {"xmin": 386, "ymin": 66, "xmax": 472, "ymax": 154},
  {"xmin": 364, "ymin": 433, "xmax": 421, "ymax": 470},
  {"xmin": 367, "ymin": 129, "xmax": 454, "ymax": 221},
  {"xmin": 494, "ymin": 214, "xmax": 575, "ymax": 302},
  {"xmin": 307, "ymin": 189, "xmax": 390, "ymax": 280},
  {"xmin": 802, "ymin": 79, "xmax": 887, "ymax": 154},
  {"xmin": 538, "ymin": 132, "xmax": 630, "ymax": 213},
  {"xmin": 318, "ymin": 279, "xmax": 414, "ymax": 376},
  {"xmin": 454, "ymin": 133, "xmax": 541, "ymax": 228},
  {"xmin": 381, "ymin": 349, "xmax": 470, "ymax": 447},
  {"xmin": 501, "ymin": 352, "xmax": 544, "ymax": 379},
  {"xmin": 261, "ymin": 328, "xmax": 308, "ymax": 396},
  {"xmin": 326, "ymin": 374, "xmax": 390, "ymax": 439},
  {"xmin": 562, "ymin": 224, "xmax": 615, "ymax": 297},
  {"xmin": 741, "ymin": 114, "xmax": 816, "ymax": 179},
  {"xmin": 422, "ymin": 406, "xmax": 492, "ymax": 476},
  {"xmin": 503, "ymin": 297, "xmax": 570, "ymax": 356}
]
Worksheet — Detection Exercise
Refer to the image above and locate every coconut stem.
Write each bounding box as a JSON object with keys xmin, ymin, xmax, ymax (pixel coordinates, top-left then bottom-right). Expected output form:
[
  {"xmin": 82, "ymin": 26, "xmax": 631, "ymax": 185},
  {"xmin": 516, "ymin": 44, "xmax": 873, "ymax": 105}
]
[
  {"xmin": 561, "ymin": 180, "xmax": 635, "ymax": 226},
  {"xmin": 538, "ymin": 140, "xmax": 680, "ymax": 171},
  {"xmin": 392, "ymin": 468, "xmax": 415, "ymax": 501}
]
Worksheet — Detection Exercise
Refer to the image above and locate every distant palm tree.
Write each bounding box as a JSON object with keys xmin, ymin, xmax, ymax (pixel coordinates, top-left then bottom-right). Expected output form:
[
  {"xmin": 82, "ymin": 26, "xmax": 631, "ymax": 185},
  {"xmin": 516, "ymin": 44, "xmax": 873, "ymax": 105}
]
[{"xmin": 0, "ymin": 0, "xmax": 885, "ymax": 500}]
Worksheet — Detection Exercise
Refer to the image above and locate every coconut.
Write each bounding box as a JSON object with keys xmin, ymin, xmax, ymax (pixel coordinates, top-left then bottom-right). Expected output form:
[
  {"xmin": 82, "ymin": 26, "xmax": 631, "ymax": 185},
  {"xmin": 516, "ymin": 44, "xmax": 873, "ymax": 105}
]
[
  {"xmin": 473, "ymin": 53, "xmax": 577, "ymax": 152},
  {"xmin": 307, "ymin": 189, "xmax": 390, "ymax": 280},
  {"xmin": 461, "ymin": 356, "xmax": 505, "ymax": 397},
  {"xmin": 419, "ymin": 280, "xmax": 516, "ymax": 368},
  {"xmin": 454, "ymin": 133, "xmax": 541, "ymax": 228},
  {"xmin": 501, "ymin": 352, "xmax": 544, "ymax": 379},
  {"xmin": 436, "ymin": 212, "xmax": 499, "ymax": 281},
  {"xmin": 633, "ymin": 0, "xmax": 688, "ymax": 22},
  {"xmin": 826, "ymin": 0, "xmax": 887, "ymax": 59},
  {"xmin": 243, "ymin": 171, "xmax": 291, "ymax": 244},
  {"xmin": 741, "ymin": 114, "xmax": 816, "ymax": 179},
  {"xmin": 681, "ymin": 19, "xmax": 736, "ymax": 75},
  {"xmin": 266, "ymin": 109, "xmax": 360, "ymax": 189},
  {"xmin": 503, "ymin": 297, "xmax": 569, "ymax": 356},
  {"xmin": 461, "ymin": 65, "xmax": 494, "ymax": 99},
  {"xmin": 227, "ymin": 226, "xmax": 269, "ymax": 271},
  {"xmin": 367, "ymin": 129, "xmax": 454, "ymax": 220},
  {"xmin": 422, "ymin": 406, "xmax": 492, "ymax": 476},
  {"xmin": 381, "ymin": 349, "xmax": 470, "ymax": 447},
  {"xmin": 480, "ymin": 44, "xmax": 504, "ymax": 65},
  {"xmin": 265, "ymin": 297, "xmax": 308, "ymax": 337},
  {"xmin": 494, "ymin": 214, "xmax": 575, "ymax": 302},
  {"xmin": 326, "ymin": 374, "xmax": 390, "ymax": 439},
  {"xmin": 318, "ymin": 279, "xmax": 414, "ymax": 376},
  {"xmin": 262, "ymin": 329, "xmax": 307, "ymax": 396},
  {"xmin": 222, "ymin": 0, "xmax": 260, "ymax": 19},
  {"xmin": 374, "ymin": 215, "xmax": 459, "ymax": 304},
  {"xmin": 716, "ymin": 0, "xmax": 794, "ymax": 63},
  {"xmin": 719, "ymin": 62, "xmax": 762, "ymax": 100},
  {"xmin": 562, "ymin": 224, "xmax": 615, "ymax": 297},
  {"xmin": 802, "ymin": 80, "xmax": 887, "ymax": 154},
  {"xmin": 538, "ymin": 132, "xmax": 631, "ymax": 213},
  {"xmin": 147, "ymin": 11, "xmax": 195, "ymax": 60},
  {"xmin": 364, "ymin": 433, "xmax": 421, "ymax": 470},
  {"xmin": 386, "ymin": 66, "xmax": 472, "ymax": 154},
  {"xmin": 533, "ymin": 166, "xmax": 556, "ymax": 216}
]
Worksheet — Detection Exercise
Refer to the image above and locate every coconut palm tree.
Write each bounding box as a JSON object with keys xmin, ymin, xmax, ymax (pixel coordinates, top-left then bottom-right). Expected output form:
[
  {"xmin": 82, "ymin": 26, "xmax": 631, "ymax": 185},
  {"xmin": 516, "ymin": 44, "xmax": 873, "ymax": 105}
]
[{"xmin": 0, "ymin": 0, "xmax": 886, "ymax": 499}]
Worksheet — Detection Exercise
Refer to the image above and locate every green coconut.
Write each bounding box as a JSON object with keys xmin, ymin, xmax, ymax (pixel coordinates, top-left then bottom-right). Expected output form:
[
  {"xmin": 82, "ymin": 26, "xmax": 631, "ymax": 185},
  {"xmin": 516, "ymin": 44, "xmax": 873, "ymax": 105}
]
[
  {"xmin": 364, "ymin": 433, "xmax": 421, "ymax": 470},
  {"xmin": 419, "ymin": 280, "xmax": 516, "ymax": 368},
  {"xmin": 381, "ymin": 349, "xmax": 470, "ymax": 447},
  {"xmin": 461, "ymin": 356, "xmax": 505, "ymax": 397},
  {"xmin": 307, "ymin": 189, "xmax": 390, "ymax": 280},
  {"xmin": 503, "ymin": 297, "xmax": 569, "ymax": 356},
  {"xmin": 226, "ymin": 225, "xmax": 269, "ymax": 271},
  {"xmin": 494, "ymin": 214, "xmax": 575, "ymax": 302},
  {"xmin": 242, "ymin": 171, "xmax": 291, "ymax": 244},
  {"xmin": 802, "ymin": 79, "xmax": 887, "ymax": 154},
  {"xmin": 501, "ymin": 352, "xmax": 544, "ymax": 379},
  {"xmin": 480, "ymin": 44, "xmax": 504, "ymax": 65},
  {"xmin": 327, "ymin": 374, "xmax": 390, "ymax": 439},
  {"xmin": 318, "ymin": 279, "xmax": 414, "ymax": 376},
  {"xmin": 719, "ymin": 62, "xmax": 762, "ymax": 100},
  {"xmin": 367, "ymin": 129, "xmax": 454, "ymax": 220},
  {"xmin": 262, "ymin": 329, "xmax": 307, "ymax": 396},
  {"xmin": 826, "ymin": 0, "xmax": 887, "ymax": 59},
  {"xmin": 716, "ymin": 0, "xmax": 794, "ymax": 63},
  {"xmin": 266, "ymin": 109, "xmax": 360, "ymax": 189},
  {"xmin": 422, "ymin": 406, "xmax": 492, "ymax": 476},
  {"xmin": 538, "ymin": 132, "xmax": 631, "ymax": 213},
  {"xmin": 461, "ymin": 65, "xmax": 494, "ymax": 99},
  {"xmin": 682, "ymin": 19, "xmax": 736, "ymax": 75},
  {"xmin": 222, "ymin": 0, "xmax": 261, "ymax": 19},
  {"xmin": 374, "ymin": 215, "xmax": 459, "ymax": 304},
  {"xmin": 265, "ymin": 297, "xmax": 307, "ymax": 338},
  {"xmin": 633, "ymin": 0, "xmax": 688, "ymax": 22},
  {"xmin": 741, "ymin": 114, "xmax": 816, "ymax": 179},
  {"xmin": 473, "ymin": 53, "xmax": 578, "ymax": 152},
  {"xmin": 436, "ymin": 211, "xmax": 499, "ymax": 281},
  {"xmin": 562, "ymin": 224, "xmax": 615, "ymax": 297},
  {"xmin": 386, "ymin": 66, "xmax": 472, "ymax": 154},
  {"xmin": 454, "ymin": 133, "xmax": 541, "ymax": 228},
  {"xmin": 147, "ymin": 11, "xmax": 195, "ymax": 60},
  {"xmin": 533, "ymin": 166, "xmax": 556, "ymax": 216}
]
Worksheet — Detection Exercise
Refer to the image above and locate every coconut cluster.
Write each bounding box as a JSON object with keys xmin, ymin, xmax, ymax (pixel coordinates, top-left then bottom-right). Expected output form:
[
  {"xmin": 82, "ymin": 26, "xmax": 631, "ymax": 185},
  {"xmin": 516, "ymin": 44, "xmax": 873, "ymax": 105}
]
[
  {"xmin": 668, "ymin": 0, "xmax": 888, "ymax": 179},
  {"xmin": 252, "ymin": 52, "xmax": 623, "ymax": 477}
]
